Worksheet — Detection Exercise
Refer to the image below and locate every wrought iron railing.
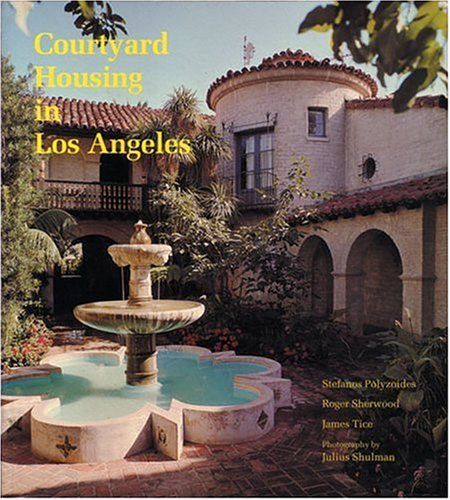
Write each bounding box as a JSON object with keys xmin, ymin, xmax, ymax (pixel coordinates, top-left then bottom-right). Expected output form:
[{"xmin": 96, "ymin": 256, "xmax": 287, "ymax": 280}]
[
  {"xmin": 42, "ymin": 180, "xmax": 145, "ymax": 212},
  {"xmin": 222, "ymin": 169, "xmax": 277, "ymax": 208}
]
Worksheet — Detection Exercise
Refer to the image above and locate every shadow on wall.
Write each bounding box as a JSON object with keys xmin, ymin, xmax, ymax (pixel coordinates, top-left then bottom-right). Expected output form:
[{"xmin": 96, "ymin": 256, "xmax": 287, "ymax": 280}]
[
  {"xmin": 346, "ymin": 229, "xmax": 403, "ymax": 335},
  {"xmin": 298, "ymin": 235, "xmax": 334, "ymax": 318}
]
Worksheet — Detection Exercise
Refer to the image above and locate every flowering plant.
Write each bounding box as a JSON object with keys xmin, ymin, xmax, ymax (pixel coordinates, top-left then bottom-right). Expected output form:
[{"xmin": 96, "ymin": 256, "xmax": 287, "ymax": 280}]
[
  {"xmin": 3, "ymin": 316, "xmax": 53, "ymax": 368},
  {"xmin": 178, "ymin": 325, "xmax": 240, "ymax": 353}
]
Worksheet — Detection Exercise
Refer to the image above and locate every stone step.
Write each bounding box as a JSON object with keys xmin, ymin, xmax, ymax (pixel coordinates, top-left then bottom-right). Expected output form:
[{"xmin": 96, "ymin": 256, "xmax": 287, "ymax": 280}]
[{"xmin": 1, "ymin": 398, "xmax": 40, "ymax": 434}]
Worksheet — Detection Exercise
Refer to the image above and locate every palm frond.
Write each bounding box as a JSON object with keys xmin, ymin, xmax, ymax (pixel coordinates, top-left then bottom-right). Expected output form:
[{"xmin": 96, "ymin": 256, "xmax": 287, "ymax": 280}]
[
  {"xmin": 194, "ymin": 125, "xmax": 232, "ymax": 163},
  {"xmin": 132, "ymin": 114, "xmax": 172, "ymax": 139},
  {"xmin": 33, "ymin": 209, "xmax": 77, "ymax": 243},
  {"xmin": 26, "ymin": 228, "xmax": 62, "ymax": 272}
]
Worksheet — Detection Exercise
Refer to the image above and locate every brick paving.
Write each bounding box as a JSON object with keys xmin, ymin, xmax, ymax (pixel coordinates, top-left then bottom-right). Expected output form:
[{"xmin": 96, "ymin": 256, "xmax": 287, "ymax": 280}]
[{"xmin": 2, "ymin": 338, "xmax": 372, "ymax": 497}]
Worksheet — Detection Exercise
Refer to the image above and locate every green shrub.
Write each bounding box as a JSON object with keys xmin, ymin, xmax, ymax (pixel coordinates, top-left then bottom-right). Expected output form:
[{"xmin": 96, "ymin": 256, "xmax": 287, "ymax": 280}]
[
  {"xmin": 282, "ymin": 313, "xmax": 353, "ymax": 364},
  {"xmin": 1, "ymin": 57, "xmax": 43, "ymax": 349},
  {"xmin": 177, "ymin": 324, "xmax": 241, "ymax": 353},
  {"xmin": 346, "ymin": 326, "xmax": 447, "ymax": 497},
  {"xmin": 174, "ymin": 295, "xmax": 355, "ymax": 365}
]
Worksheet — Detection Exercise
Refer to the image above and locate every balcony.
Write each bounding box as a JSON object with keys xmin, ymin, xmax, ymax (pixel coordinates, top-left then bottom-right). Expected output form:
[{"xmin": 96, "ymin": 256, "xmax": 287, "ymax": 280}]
[
  {"xmin": 223, "ymin": 169, "xmax": 277, "ymax": 209},
  {"xmin": 41, "ymin": 173, "xmax": 277, "ymax": 214},
  {"xmin": 41, "ymin": 180, "xmax": 146, "ymax": 213}
]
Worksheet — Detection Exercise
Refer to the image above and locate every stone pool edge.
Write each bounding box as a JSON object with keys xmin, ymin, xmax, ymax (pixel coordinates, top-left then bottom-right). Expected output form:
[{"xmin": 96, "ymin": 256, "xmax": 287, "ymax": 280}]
[{"xmin": 1, "ymin": 345, "xmax": 292, "ymax": 463}]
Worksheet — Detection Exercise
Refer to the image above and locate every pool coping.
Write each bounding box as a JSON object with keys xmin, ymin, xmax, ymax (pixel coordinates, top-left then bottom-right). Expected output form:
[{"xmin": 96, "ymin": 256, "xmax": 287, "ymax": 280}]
[{"xmin": 2, "ymin": 345, "xmax": 292, "ymax": 462}]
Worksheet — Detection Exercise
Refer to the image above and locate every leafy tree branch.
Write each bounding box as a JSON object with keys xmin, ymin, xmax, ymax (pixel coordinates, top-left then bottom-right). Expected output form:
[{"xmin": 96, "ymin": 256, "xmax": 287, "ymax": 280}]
[{"xmin": 299, "ymin": 1, "xmax": 447, "ymax": 112}]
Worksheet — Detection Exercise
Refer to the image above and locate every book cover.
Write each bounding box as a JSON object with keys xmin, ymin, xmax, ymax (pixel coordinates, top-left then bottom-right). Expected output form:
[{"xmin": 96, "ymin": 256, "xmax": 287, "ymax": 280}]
[{"xmin": 1, "ymin": 1, "xmax": 447, "ymax": 498}]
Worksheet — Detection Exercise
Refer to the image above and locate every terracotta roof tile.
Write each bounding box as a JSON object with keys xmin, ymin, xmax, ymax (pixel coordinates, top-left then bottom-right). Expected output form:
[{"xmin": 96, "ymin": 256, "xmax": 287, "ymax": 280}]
[
  {"xmin": 207, "ymin": 49, "xmax": 378, "ymax": 109},
  {"xmin": 40, "ymin": 96, "xmax": 158, "ymax": 134},
  {"xmin": 346, "ymin": 95, "xmax": 447, "ymax": 110},
  {"xmin": 41, "ymin": 96, "xmax": 214, "ymax": 134},
  {"xmin": 291, "ymin": 174, "xmax": 447, "ymax": 224}
]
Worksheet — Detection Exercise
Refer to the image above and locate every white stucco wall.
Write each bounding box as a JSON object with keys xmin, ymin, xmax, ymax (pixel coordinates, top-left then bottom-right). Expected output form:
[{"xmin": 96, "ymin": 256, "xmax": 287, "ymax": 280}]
[
  {"xmin": 213, "ymin": 71, "xmax": 365, "ymax": 199},
  {"xmin": 345, "ymin": 106, "xmax": 447, "ymax": 191}
]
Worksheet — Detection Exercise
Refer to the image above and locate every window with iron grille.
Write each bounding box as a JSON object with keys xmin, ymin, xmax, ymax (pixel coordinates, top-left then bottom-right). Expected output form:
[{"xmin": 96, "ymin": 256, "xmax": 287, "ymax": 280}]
[{"xmin": 238, "ymin": 131, "xmax": 274, "ymax": 192}]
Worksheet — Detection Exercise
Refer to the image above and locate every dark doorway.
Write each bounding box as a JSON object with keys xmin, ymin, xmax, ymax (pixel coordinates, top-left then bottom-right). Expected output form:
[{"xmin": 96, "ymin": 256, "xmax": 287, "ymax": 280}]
[
  {"xmin": 99, "ymin": 154, "xmax": 132, "ymax": 210},
  {"xmin": 54, "ymin": 235, "xmax": 128, "ymax": 316},
  {"xmin": 298, "ymin": 236, "xmax": 334, "ymax": 318},
  {"xmin": 100, "ymin": 154, "xmax": 131, "ymax": 183}
]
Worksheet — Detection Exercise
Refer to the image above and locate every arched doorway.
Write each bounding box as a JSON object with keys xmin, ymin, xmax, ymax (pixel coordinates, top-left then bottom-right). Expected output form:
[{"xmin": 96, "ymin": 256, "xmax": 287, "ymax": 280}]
[
  {"xmin": 54, "ymin": 235, "xmax": 126, "ymax": 316},
  {"xmin": 346, "ymin": 229, "xmax": 403, "ymax": 334},
  {"xmin": 298, "ymin": 236, "xmax": 334, "ymax": 317}
]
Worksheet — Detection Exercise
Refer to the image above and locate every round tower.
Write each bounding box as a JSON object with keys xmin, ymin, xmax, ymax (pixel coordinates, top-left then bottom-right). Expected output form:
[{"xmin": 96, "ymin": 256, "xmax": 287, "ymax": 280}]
[{"xmin": 207, "ymin": 49, "xmax": 377, "ymax": 203}]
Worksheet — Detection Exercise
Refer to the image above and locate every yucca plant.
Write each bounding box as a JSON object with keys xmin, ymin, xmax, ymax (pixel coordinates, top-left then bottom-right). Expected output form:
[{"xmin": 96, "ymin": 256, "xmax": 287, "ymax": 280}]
[
  {"xmin": 163, "ymin": 86, "xmax": 203, "ymax": 135},
  {"xmin": 202, "ymin": 182, "xmax": 237, "ymax": 221}
]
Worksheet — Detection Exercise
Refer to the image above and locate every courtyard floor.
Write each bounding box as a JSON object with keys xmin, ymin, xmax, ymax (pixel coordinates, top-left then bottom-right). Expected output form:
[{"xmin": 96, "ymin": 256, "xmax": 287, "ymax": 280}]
[{"xmin": 2, "ymin": 335, "xmax": 373, "ymax": 497}]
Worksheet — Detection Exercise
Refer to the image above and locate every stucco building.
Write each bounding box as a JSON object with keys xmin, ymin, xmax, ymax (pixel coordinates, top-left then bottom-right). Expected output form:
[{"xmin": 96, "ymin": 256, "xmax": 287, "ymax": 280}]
[
  {"xmin": 40, "ymin": 49, "xmax": 447, "ymax": 335},
  {"xmin": 207, "ymin": 49, "xmax": 447, "ymax": 335}
]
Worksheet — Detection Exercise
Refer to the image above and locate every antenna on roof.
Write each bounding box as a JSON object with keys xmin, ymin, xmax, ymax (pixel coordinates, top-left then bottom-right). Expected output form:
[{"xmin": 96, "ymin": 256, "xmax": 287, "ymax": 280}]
[{"xmin": 243, "ymin": 36, "xmax": 255, "ymax": 67}]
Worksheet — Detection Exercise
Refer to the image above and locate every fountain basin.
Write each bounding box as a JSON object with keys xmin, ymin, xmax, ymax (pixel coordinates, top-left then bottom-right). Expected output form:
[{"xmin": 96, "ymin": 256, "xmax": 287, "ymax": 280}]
[
  {"xmin": 73, "ymin": 300, "xmax": 205, "ymax": 335},
  {"xmin": 2, "ymin": 346, "xmax": 292, "ymax": 462},
  {"xmin": 108, "ymin": 243, "xmax": 172, "ymax": 268}
]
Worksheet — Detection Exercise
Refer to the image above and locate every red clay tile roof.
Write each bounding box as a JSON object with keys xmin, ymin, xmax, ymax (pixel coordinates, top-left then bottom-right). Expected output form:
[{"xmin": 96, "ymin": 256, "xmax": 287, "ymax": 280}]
[
  {"xmin": 41, "ymin": 96, "xmax": 159, "ymax": 134},
  {"xmin": 346, "ymin": 95, "xmax": 447, "ymax": 110},
  {"xmin": 41, "ymin": 97, "xmax": 214, "ymax": 134},
  {"xmin": 207, "ymin": 49, "xmax": 378, "ymax": 109},
  {"xmin": 261, "ymin": 49, "xmax": 317, "ymax": 66},
  {"xmin": 291, "ymin": 174, "xmax": 447, "ymax": 224}
]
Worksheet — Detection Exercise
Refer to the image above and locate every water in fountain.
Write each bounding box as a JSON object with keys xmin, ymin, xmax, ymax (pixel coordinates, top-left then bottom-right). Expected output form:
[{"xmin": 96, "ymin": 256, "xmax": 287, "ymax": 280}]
[{"xmin": 3, "ymin": 350, "xmax": 267, "ymax": 422}]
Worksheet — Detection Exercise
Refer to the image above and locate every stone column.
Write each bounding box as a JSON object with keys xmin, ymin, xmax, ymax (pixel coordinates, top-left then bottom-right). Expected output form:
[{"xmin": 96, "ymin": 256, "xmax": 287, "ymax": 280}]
[
  {"xmin": 333, "ymin": 271, "xmax": 364, "ymax": 334},
  {"xmin": 331, "ymin": 271, "xmax": 347, "ymax": 312},
  {"xmin": 401, "ymin": 275, "xmax": 436, "ymax": 335},
  {"xmin": 401, "ymin": 203, "xmax": 437, "ymax": 335},
  {"xmin": 125, "ymin": 334, "xmax": 158, "ymax": 385},
  {"xmin": 128, "ymin": 266, "xmax": 153, "ymax": 305}
]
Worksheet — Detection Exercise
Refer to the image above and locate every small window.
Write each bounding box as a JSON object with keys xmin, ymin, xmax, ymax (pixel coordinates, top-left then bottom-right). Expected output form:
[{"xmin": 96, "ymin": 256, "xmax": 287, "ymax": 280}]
[
  {"xmin": 308, "ymin": 107, "xmax": 327, "ymax": 137},
  {"xmin": 361, "ymin": 155, "xmax": 377, "ymax": 181}
]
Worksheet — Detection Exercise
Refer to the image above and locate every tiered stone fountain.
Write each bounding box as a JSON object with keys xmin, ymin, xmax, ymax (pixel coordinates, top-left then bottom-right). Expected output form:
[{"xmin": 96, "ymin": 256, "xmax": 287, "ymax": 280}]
[
  {"xmin": 74, "ymin": 220, "xmax": 205, "ymax": 385},
  {"xmin": 2, "ymin": 220, "xmax": 292, "ymax": 463}
]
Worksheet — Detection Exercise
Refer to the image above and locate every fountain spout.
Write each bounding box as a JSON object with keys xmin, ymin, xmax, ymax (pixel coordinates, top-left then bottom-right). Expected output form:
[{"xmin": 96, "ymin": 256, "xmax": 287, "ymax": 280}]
[
  {"xmin": 130, "ymin": 220, "xmax": 152, "ymax": 245},
  {"xmin": 108, "ymin": 220, "xmax": 172, "ymax": 307}
]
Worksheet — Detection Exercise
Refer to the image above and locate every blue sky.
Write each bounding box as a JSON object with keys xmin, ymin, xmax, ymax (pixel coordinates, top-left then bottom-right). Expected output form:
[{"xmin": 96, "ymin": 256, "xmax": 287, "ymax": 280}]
[{"xmin": 2, "ymin": 1, "xmax": 447, "ymax": 111}]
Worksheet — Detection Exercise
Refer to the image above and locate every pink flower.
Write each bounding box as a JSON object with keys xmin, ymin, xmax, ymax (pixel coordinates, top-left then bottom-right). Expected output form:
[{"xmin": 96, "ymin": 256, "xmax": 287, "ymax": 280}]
[{"xmin": 414, "ymin": 466, "xmax": 425, "ymax": 481}]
